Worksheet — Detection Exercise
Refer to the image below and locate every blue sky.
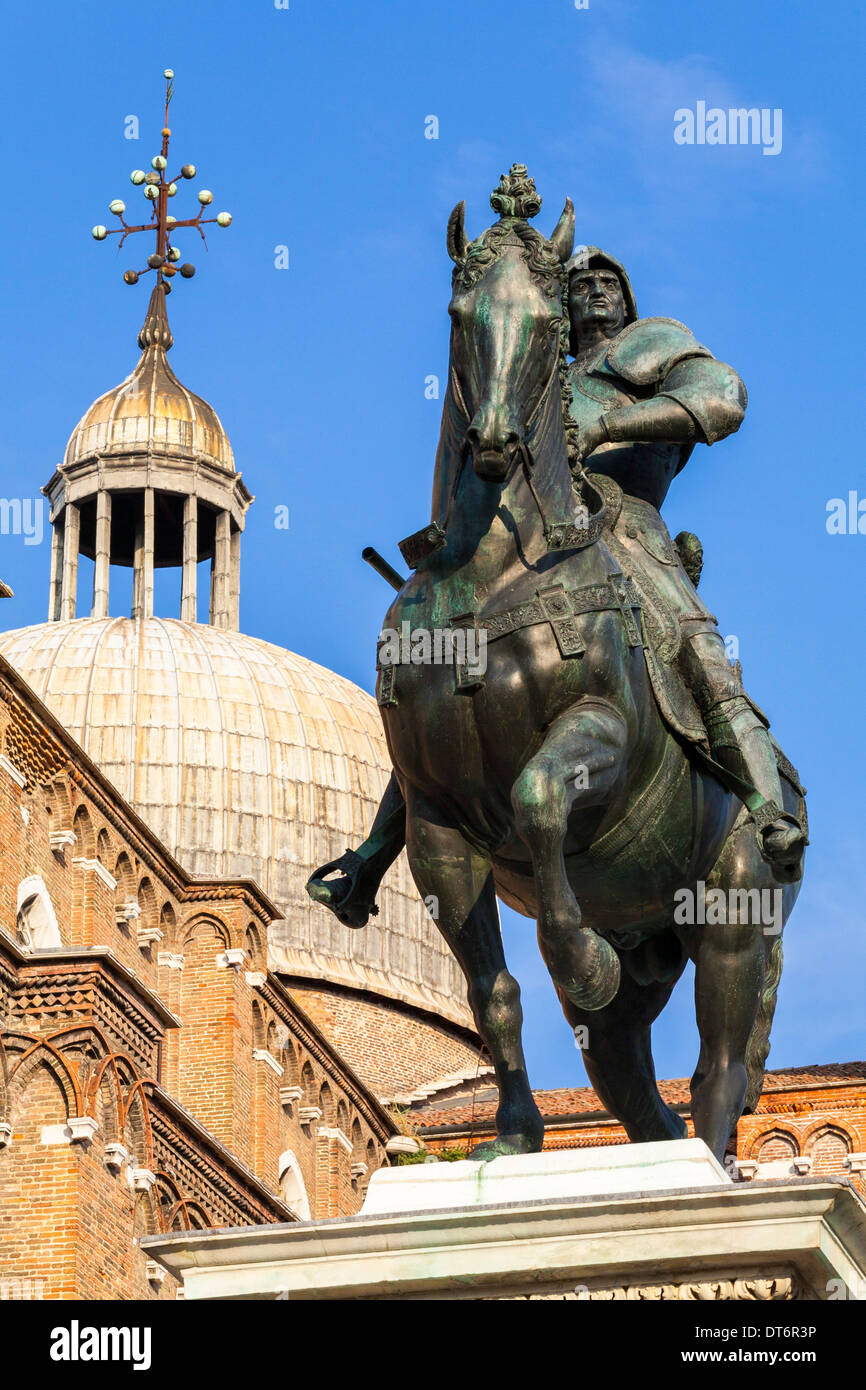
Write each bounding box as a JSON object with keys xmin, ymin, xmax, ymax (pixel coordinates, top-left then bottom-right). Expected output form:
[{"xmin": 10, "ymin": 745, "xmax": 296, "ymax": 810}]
[{"xmin": 1, "ymin": 0, "xmax": 863, "ymax": 1089}]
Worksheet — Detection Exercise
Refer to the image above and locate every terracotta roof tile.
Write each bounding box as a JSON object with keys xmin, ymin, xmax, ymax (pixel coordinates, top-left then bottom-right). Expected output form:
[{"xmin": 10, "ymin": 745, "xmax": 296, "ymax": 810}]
[{"xmin": 414, "ymin": 1060, "xmax": 866, "ymax": 1131}]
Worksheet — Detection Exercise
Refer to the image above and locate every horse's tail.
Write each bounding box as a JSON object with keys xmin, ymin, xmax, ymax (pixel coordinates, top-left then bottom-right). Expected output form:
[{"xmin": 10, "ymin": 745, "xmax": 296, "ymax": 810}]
[{"xmin": 743, "ymin": 935, "xmax": 784, "ymax": 1111}]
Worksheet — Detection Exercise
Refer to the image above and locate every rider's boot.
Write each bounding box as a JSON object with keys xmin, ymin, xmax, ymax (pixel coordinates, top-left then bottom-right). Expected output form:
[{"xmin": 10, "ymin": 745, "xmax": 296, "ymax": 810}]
[
  {"xmin": 305, "ymin": 773, "xmax": 407, "ymax": 927},
  {"xmin": 680, "ymin": 632, "xmax": 807, "ymax": 875}
]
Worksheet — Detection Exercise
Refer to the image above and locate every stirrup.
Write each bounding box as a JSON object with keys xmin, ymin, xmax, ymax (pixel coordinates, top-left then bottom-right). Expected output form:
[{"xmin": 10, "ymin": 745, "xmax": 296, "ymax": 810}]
[{"xmin": 305, "ymin": 850, "xmax": 380, "ymax": 929}]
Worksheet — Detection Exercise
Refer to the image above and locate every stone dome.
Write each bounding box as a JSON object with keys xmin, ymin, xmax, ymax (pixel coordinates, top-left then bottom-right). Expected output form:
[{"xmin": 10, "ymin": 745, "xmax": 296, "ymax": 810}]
[
  {"xmin": 20, "ymin": 280, "xmax": 481, "ymax": 1099},
  {"xmin": 0, "ymin": 616, "xmax": 473, "ymax": 1035},
  {"xmin": 62, "ymin": 287, "xmax": 235, "ymax": 475}
]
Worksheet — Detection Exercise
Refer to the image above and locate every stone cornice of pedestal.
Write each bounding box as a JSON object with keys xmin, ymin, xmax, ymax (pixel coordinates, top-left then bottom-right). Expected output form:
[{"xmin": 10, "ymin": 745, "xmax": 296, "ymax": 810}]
[{"xmin": 142, "ymin": 1177, "xmax": 866, "ymax": 1303}]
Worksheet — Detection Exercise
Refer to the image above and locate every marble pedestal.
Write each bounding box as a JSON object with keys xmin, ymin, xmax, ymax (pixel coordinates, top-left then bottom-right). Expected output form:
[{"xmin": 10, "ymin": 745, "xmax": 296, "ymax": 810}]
[{"xmin": 143, "ymin": 1139, "xmax": 866, "ymax": 1301}]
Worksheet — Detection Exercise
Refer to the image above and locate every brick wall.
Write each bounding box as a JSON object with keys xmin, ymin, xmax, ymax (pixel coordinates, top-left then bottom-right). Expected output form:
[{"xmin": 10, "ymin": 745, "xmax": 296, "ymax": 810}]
[
  {"xmin": 0, "ymin": 660, "xmax": 396, "ymax": 1299},
  {"xmin": 287, "ymin": 980, "xmax": 483, "ymax": 1099}
]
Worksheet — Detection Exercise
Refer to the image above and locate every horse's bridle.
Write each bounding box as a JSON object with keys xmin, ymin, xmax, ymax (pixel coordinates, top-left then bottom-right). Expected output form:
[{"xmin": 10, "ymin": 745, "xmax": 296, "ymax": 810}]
[{"xmin": 444, "ymin": 338, "xmax": 603, "ymax": 552}]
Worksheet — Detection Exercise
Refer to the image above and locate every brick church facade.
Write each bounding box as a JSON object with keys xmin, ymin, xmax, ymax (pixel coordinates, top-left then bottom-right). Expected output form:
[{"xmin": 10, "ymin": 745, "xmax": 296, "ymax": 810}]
[
  {"xmin": 1, "ymin": 636, "xmax": 863, "ymax": 1299},
  {"xmin": 0, "ymin": 649, "xmax": 396, "ymax": 1301}
]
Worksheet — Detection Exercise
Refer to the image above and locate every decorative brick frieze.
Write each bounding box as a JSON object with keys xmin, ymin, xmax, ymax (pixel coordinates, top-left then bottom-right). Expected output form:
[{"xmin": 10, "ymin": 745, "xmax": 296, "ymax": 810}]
[
  {"xmin": 255, "ymin": 974, "xmax": 394, "ymax": 1143},
  {"xmin": 148, "ymin": 1089, "xmax": 291, "ymax": 1227},
  {"xmin": 4, "ymin": 949, "xmax": 178, "ymax": 1076}
]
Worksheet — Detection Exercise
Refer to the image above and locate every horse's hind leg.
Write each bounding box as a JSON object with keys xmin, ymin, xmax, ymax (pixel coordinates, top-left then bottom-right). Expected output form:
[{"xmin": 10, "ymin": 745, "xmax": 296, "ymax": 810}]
[
  {"xmin": 683, "ymin": 825, "xmax": 782, "ymax": 1161},
  {"xmin": 560, "ymin": 934, "xmax": 688, "ymax": 1142},
  {"xmin": 689, "ymin": 918, "xmax": 767, "ymax": 1161},
  {"xmin": 404, "ymin": 785, "xmax": 544, "ymax": 1158},
  {"xmin": 511, "ymin": 699, "xmax": 625, "ymax": 1011}
]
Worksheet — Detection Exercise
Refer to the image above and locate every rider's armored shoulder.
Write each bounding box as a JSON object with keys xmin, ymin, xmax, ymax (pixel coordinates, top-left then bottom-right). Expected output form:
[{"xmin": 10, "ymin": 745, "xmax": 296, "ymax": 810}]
[
  {"xmin": 660, "ymin": 355, "xmax": 747, "ymax": 446},
  {"xmin": 603, "ymin": 317, "xmax": 712, "ymax": 387}
]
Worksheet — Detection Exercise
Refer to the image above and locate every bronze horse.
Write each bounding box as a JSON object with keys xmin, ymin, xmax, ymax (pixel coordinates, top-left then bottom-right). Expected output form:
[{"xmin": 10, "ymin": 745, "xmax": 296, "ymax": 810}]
[{"xmin": 319, "ymin": 192, "xmax": 804, "ymax": 1163}]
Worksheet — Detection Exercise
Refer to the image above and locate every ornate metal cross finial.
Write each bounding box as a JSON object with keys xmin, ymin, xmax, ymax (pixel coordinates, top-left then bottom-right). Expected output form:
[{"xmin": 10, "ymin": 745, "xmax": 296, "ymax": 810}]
[{"xmin": 91, "ymin": 69, "xmax": 232, "ymax": 291}]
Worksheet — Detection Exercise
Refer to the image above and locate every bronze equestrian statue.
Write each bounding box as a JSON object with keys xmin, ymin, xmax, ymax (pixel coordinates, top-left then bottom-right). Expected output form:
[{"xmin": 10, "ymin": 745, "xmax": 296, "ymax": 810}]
[{"xmin": 307, "ymin": 165, "xmax": 807, "ymax": 1163}]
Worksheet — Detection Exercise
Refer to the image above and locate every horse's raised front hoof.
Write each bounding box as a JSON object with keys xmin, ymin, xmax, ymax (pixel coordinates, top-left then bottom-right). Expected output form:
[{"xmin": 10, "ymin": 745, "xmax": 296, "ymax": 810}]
[
  {"xmin": 561, "ymin": 932, "xmax": 621, "ymax": 1012},
  {"xmin": 469, "ymin": 1133, "xmax": 543, "ymax": 1161},
  {"xmin": 305, "ymin": 852, "xmax": 379, "ymax": 930}
]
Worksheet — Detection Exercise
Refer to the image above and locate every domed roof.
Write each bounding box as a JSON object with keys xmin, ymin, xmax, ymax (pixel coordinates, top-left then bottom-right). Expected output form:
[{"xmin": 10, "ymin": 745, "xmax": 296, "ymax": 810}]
[
  {"xmin": 0, "ymin": 617, "xmax": 472, "ymax": 1031},
  {"xmin": 62, "ymin": 286, "xmax": 235, "ymax": 474}
]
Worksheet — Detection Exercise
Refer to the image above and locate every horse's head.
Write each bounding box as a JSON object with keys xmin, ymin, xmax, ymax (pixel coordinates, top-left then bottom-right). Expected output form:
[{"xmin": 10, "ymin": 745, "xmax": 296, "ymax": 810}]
[{"xmin": 446, "ymin": 165, "xmax": 574, "ymax": 483}]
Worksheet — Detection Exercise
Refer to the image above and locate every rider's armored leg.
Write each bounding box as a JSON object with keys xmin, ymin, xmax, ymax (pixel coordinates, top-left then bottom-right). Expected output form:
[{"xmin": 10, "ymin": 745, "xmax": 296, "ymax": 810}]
[
  {"xmin": 306, "ymin": 772, "xmax": 407, "ymax": 927},
  {"xmin": 678, "ymin": 630, "xmax": 806, "ymax": 872}
]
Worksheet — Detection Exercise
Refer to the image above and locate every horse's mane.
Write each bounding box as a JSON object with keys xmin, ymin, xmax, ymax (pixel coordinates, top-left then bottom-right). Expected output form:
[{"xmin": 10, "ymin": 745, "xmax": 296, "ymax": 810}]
[{"xmin": 451, "ymin": 218, "xmax": 561, "ymax": 293}]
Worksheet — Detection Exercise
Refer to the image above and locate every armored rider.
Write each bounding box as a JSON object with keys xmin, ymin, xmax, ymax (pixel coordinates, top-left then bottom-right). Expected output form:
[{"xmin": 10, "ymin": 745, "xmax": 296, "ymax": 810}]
[
  {"xmin": 306, "ymin": 247, "xmax": 806, "ymax": 928},
  {"xmin": 564, "ymin": 246, "xmax": 805, "ymax": 873}
]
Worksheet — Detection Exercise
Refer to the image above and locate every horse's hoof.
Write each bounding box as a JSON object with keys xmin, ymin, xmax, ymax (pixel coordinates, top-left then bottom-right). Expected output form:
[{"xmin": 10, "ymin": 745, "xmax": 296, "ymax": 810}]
[
  {"xmin": 562, "ymin": 933, "xmax": 621, "ymax": 1011},
  {"xmin": 469, "ymin": 1135, "xmax": 542, "ymax": 1161}
]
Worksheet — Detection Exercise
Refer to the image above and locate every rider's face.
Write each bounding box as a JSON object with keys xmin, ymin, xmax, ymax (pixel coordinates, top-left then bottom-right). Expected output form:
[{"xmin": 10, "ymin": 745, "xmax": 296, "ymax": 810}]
[{"xmin": 568, "ymin": 270, "xmax": 626, "ymax": 340}]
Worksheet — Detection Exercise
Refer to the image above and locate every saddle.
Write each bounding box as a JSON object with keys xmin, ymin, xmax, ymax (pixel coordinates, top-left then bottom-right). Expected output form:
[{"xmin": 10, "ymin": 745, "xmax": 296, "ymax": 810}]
[
  {"xmin": 585, "ymin": 472, "xmax": 708, "ymax": 746},
  {"xmin": 380, "ymin": 472, "xmax": 714, "ymax": 748}
]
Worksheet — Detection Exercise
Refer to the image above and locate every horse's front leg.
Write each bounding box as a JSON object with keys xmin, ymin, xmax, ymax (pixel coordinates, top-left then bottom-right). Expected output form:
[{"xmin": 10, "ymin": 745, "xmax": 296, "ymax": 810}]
[
  {"xmin": 511, "ymin": 698, "xmax": 626, "ymax": 1011},
  {"xmin": 404, "ymin": 785, "xmax": 543, "ymax": 1158}
]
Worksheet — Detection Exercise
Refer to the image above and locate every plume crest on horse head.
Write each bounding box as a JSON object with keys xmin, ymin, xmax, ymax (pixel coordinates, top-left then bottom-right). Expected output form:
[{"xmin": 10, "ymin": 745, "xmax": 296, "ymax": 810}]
[{"xmin": 307, "ymin": 165, "xmax": 806, "ymax": 1162}]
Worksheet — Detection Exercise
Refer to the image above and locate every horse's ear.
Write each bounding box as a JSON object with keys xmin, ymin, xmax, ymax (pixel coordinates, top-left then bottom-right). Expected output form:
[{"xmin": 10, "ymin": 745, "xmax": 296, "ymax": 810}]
[
  {"xmin": 550, "ymin": 197, "xmax": 575, "ymax": 263},
  {"xmin": 447, "ymin": 200, "xmax": 469, "ymax": 263}
]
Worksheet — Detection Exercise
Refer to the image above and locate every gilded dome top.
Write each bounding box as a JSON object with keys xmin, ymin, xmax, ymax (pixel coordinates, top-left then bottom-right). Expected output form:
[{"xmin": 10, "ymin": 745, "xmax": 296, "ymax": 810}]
[
  {"xmin": 62, "ymin": 285, "xmax": 235, "ymax": 475},
  {"xmin": 0, "ymin": 617, "xmax": 472, "ymax": 1032}
]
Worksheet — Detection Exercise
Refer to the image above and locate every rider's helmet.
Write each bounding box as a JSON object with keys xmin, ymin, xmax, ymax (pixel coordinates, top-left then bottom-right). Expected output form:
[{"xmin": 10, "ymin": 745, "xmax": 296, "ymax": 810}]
[{"xmin": 564, "ymin": 246, "xmax": 638, "ymax": 353}]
